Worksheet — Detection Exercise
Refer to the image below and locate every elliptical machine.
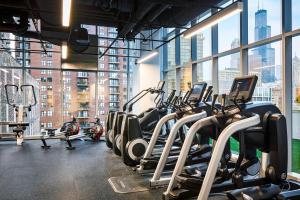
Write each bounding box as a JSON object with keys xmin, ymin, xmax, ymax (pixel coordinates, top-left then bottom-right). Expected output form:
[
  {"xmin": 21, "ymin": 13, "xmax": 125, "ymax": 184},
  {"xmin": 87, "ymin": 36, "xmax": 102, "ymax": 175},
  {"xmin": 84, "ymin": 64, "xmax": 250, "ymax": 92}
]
[
  {"xmin": 137, "ymin": 82, "xmax": 211, "ymax": 175},
  {"xmin": 163, "ymin": 75, "xmax": 300, "ymax": 200},
  {"xmin": 105, "ymin": 80, "xmax": 166, "ymax": 150}
]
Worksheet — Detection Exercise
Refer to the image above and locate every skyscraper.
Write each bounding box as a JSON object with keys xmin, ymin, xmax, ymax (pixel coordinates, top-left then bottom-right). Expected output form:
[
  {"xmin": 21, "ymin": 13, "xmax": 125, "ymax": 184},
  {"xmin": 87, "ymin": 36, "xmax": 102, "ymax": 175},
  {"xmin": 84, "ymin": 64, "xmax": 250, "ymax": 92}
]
[{"xmin": 252, "ymin": 8, "xmax": 275, "ymax": 83}]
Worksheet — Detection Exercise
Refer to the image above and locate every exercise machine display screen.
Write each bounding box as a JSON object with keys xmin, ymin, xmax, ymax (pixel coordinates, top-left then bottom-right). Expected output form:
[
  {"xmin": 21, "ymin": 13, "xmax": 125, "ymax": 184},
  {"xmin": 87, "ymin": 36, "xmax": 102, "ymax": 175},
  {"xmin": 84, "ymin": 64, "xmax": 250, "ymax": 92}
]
[
  {"xmin": 229, "ymin": 75, "xmax": 258, "ymax": 103},
  {"xmin": 188, "ymin": 82, "xmax": 207, "ymax": 102},
  {"xmin": 156, "ymin": 81, "xmax": 165, "ymax": 90}
]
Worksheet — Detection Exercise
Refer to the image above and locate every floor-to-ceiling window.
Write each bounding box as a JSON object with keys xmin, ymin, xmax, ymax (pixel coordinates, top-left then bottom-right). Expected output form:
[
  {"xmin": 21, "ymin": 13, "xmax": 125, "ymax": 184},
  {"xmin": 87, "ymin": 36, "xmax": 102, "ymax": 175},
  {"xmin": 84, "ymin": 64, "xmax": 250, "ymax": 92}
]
[
  {"xmin": 292, "ymin": 36, "xmax": 300, "ymax": 173},
  {"xmin": 162, "ymin": 0, "xmax": 300, "ymax": 175}
]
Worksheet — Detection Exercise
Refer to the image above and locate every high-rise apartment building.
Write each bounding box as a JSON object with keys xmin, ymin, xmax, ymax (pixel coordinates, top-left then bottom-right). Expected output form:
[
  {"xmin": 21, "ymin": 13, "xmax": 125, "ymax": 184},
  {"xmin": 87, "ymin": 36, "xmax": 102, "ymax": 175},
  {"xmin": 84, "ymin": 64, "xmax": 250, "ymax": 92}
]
[{"xmin": 0, "ymin": 25, "xmax": 130, "ymax": 130}]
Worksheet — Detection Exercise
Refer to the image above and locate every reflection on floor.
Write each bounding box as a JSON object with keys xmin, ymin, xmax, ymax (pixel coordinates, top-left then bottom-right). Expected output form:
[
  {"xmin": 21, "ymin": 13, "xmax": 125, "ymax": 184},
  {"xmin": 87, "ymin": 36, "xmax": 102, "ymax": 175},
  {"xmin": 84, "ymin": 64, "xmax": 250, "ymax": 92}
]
[{"xmin": 0, "ymin": 139, "xmax": 163, "ymax": 200}]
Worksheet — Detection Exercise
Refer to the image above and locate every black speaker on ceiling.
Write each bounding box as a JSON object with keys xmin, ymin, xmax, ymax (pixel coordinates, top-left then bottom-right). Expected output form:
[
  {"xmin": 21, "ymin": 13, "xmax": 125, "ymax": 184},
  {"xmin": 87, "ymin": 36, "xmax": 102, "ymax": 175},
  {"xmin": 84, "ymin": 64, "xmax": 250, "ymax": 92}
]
[{"xmin": 68, "ymin": 27, "xmax": 90, "ymax": 53}]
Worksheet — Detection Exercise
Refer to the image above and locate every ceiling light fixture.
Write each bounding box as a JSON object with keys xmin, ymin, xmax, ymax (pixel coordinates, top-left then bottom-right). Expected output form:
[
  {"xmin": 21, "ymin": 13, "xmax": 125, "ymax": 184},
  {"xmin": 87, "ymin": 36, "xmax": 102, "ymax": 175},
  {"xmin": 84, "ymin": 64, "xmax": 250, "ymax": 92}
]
[
  {"xmin": 62, "ymin": 0, "xmax": 72, "ymax": 27},
  {"xmin": 62, "ymin": 42, "xmax": 68, "ymax": 59},
  {"xmin": 183, "ymin": 1, "xmax": 243, "ymax": 38},
  {"xmin": 136, "ymin": 50, "xmax": 159, "ymax": 64}
]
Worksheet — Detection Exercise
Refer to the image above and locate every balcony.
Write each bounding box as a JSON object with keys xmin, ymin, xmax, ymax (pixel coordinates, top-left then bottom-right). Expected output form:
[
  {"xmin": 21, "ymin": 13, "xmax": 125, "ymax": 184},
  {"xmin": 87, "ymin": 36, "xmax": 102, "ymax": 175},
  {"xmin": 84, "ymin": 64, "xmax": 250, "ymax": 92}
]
[
  {"xmin": 109, "ymin": 105, "xmax": 120, "ymax": 110},
  {"xmin": 78, "ymin": 106, "xmax": 89, "ymax": 111},
  {"xmin": 109, "ymin": 99, "xmax": 120, "ymax": 103},
  {"xmin": 77, "ymin": 80, "xmax": 89, "ymax": 87},
  {"xmin": 109, "ymin": 90, "xmax": 120, "ymax": 94},
  {"xmin": 77, "ymin": 115, "xmax": 89, "ymax": 119}
]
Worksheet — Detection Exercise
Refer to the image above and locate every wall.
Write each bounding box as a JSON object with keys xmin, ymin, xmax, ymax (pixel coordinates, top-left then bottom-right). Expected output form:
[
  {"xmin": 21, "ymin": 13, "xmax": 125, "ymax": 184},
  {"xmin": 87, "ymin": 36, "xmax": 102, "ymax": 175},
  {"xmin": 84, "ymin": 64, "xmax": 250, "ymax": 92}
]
[{"xmin": 131, "ymin": 31, "xmax": 163, "ymax": 113}]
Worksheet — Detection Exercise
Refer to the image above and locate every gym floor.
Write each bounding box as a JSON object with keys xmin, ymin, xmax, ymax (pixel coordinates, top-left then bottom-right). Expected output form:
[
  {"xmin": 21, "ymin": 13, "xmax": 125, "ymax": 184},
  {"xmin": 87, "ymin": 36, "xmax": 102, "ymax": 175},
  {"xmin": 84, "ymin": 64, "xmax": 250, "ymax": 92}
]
[{"xmin": 0, "ymin": 139, "xmax": 163, "ymax": 200}]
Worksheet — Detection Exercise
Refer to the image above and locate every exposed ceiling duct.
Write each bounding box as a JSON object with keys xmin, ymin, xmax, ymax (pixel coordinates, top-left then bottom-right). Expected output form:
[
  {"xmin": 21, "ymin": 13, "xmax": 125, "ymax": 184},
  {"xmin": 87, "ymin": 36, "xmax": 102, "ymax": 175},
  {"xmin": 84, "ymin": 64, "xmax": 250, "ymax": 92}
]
[{"xmin": 0, "ymin": 0, "xmax": 225, "ymax": 45}]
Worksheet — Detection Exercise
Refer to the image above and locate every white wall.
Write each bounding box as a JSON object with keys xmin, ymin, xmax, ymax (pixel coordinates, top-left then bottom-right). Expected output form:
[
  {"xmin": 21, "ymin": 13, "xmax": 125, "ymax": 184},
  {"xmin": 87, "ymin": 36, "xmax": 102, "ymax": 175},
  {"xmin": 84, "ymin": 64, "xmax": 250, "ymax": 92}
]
[
  {"xmin": 131, "ymin": 30, "xmax": 164, "ymax": 113},
  {"xmin": 132, "ymin": 54, "xmax": 161, "ymax": 113}
]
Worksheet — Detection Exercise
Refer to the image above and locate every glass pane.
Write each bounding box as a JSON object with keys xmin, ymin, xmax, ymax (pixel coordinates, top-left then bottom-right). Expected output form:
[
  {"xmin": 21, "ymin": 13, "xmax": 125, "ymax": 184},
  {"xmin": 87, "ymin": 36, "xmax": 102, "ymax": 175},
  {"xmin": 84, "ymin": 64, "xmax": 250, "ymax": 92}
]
[
  {"xmin": 27, "ymin": 40, "xmax": 61, "ymax": 69},
  {"xmin": 292, "ymin": 0, "xmax": 300, "ymax": 30},
  {"xmin": 0, "ymin": 55, "xmax": 23, "ymax": 134},
  {"xmin": 218, "ymin": 14, "xmax": 240, "ymax": 52},
  {"xmin": 180, "ymin": 36, "xmax": 191, "ymax": 65},
  {"xmin": 248, "ymin": 41, "xmax": 282, "ymax": 110},
  {"xmin": 27, "ymin": 69, "xmax": 62, "ymax": 130},
  {"xmin": 218, "ymin": 52, "xmax": 241, "ymax": 94},
  {"xmin": 292, "ymin": 36, "xmax": 300, "ymax": 173},
  {"xmin": 196, "ymin": 28, "xmax": 211, "ymax": 59},
  {"xmin": 248, "ymin": 0, "xmax": 281, "ymax": 43},
  {"xmin": 167, "ymin": 36, "xmax": 176, "ymax": 70},
  {"xmin": 178, "ymin": 67, "xmax": 192, "ymax": 92},
  {"xmin": 62, "ymin": 71, "xmax": 97, "ymax": 128},
  {"xmin": 165, "ymin": 70, "xmax": 176, "ymax": 96},
  {"xmin": 196, "ymin": 61, "xmax": 212, "ymax": 86}
]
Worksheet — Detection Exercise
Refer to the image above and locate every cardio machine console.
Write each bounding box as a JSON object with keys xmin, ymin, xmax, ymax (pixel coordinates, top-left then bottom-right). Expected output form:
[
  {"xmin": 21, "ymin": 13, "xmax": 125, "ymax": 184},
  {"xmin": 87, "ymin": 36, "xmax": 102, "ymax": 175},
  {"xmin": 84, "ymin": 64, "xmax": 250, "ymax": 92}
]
[
  {"xmin": 156, "ymin": 80, "xmax": 165, "ymax": 91},
  {"xmin": 228, "ymin": 75, "xmax": 258, "ymax": 104},
  {"xmin": 187, "ymin": 82, "xmax": 207, "ymax": 104}
]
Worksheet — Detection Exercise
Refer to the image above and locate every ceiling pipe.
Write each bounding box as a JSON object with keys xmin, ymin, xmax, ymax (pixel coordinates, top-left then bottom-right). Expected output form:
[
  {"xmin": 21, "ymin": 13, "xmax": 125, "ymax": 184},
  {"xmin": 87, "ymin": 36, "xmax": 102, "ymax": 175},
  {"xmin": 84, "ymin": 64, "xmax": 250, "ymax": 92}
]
[
  {"xmin": 118, "ymin": 0, "xmax": 157, "ymax": 38},
  {"xmin": 127, "ymin": 4, "xmax": 169, "ymax": 38}
]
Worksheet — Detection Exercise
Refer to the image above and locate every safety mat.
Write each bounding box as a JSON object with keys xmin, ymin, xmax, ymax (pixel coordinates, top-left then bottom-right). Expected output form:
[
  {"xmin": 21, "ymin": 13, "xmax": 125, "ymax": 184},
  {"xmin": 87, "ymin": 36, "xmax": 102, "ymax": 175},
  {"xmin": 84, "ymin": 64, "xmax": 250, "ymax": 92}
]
[{"xmin": 108, "ymin": 174, "xmax": 151, "ymax": 193}]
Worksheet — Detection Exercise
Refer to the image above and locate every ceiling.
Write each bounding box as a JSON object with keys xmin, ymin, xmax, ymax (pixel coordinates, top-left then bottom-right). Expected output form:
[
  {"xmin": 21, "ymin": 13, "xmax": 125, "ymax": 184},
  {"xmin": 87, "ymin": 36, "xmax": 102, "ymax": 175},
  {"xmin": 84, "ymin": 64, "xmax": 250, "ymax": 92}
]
[{"xmin": 0, "ymin": 0, "xmax": 224, "ymax": 45}]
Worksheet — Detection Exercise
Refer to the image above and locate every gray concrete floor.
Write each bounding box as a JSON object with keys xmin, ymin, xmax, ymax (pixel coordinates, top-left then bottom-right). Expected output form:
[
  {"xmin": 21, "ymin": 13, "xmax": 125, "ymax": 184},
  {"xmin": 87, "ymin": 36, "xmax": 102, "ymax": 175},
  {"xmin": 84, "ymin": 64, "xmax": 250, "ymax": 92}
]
[{"xmin": 0, "ymin": 139, "xmax": 164, "ymax": 200}]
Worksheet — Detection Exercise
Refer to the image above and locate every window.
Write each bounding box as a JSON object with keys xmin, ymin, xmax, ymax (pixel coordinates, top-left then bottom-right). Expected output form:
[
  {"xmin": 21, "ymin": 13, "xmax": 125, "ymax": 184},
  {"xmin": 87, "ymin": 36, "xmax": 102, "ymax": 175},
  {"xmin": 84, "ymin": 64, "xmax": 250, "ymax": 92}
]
[
  {"xmin": 99, "ymin": 110, "xmax": 105, "ymax": 115},
  {"xmin": 167, "ymin": 36, "xmax": 176, "ymax": 69},
  {"xmin": 196, "ymin": 28, "xmax": 211, "ymax": 59},
  {"xmin": 248, "ymin": 41, "xmax": 282, "ymax": 110},
  {"xmin": 248, "ymin": 0, "xmax": 281, "ymax": 43},
  {"xmin": 99, "ymin": 63, "xmax": 105, "ymax": 69},
  {"xmin": 196, "ymin": 61, "xmax": 212, "ymax": 86},
  {"xmin": 180, "ymin": 36, "xmax": 191, "ymax": 65},
  {"xmin": 99, "ymin": 39, "xmax": 105, "ymax": 45},
  {"xmin": 218, "ymin": 53, "xmax": 241, "ymax": 94},
  {"xmin": 165, "ymin": 70, "xmax": 176, "ymax": 95},
  {"xmin": 28, "ymin": 69, "xmax": 62, "ymax": 130},
  {"xmin": 41, "ymin": 94, "xmax": 47, "ymax": 100},
  {"xmin": 47, "ymin": 123, "xmax": 53, "ymax": 128},
  {"xmin": 218, "ymin": 11, "xmax": 240, "ymax": 52},
  {"xmin": 41, "ymin": 60, "xmax": 46, "ymax": 66},
  {"xmin": 41, "ymin": 86, "xmax": 47, "ymax": 91},
  {"xmin": 41, "ymin": 102, "xmax": 46, "ymax": 109},
  {"xmin": 292, "ymin": 0, "xmax": 300, "ymax": 30},
  {"xmin": 292, "ymin": 36, "xmax": 300, "ymax": 173},
  {"xmin": 62, "ymin": 71, "xmax": 96, "ymax": 125},
  {"xmin": 41, "ymin": 123, "xmax": 46, "ymax": 128},
  {"xmin": 99, "ymin": 79, "xmax": 105, "ymax": 85},
  {"xmin": 47, "ymin": 61, "xmax": 52, "ymax": 67},
  {"xmin": 178, "ymin": 67, "xmax": 192, "ymax": 92},
  {"xmin": 99, "ymin": 72, "xmax": 105, "ymax": 77}
]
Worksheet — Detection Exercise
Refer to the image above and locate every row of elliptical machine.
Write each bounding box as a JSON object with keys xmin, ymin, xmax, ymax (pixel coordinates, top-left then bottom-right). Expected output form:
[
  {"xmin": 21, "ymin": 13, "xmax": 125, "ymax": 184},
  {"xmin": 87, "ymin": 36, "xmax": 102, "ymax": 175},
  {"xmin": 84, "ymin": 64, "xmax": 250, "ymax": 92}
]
[
  {"xmin": 161, "ymin": 75, "xmax": 300, "ymax": 200},
  {"xmin": 105, "ymin": 81, "xmax": 177, "ymax": 164},
  {"xmin": 137, "ymin": 82, "xmax": 213, "ymax": 176}
]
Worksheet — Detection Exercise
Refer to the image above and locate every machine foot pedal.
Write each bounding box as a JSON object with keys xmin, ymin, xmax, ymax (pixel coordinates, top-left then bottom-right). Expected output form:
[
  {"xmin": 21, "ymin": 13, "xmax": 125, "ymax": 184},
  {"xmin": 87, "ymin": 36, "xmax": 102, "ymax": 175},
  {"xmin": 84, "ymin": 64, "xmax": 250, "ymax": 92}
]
[
  {"xmin": 41, "ymin": 145, "xmax": 51, "ymax": 149},
  {"xmin": 66, "ymin": 146, "xmax": 76, "ymax": 150}
]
